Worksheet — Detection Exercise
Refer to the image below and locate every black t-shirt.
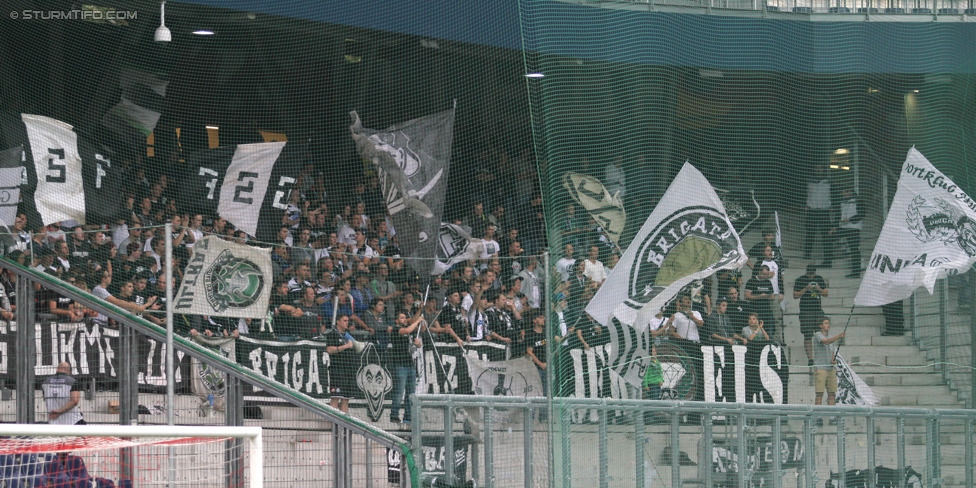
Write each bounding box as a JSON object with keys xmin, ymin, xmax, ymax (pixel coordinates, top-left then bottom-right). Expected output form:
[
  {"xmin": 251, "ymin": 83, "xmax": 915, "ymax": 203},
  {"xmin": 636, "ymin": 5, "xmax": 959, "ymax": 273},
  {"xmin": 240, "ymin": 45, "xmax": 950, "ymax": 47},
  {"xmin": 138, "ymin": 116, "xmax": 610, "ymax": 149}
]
[
  {"xmin": 388, "ymin": 323, "xmax": 415, "ymax": 367},
  {"xmin": 744, "ymin": 276, "xmax": 775, "ymax": 314},
  {"xmin": 524, "ymin": 328, "xmax": 547, "ymax": 364},
  {"xmin": 794, "ymin": 274, "xmax": 828, "ymax": 316},
  {"xmin": 321, "ymin": 328, "xmax": 356, "ymax": 376},
  {"xmin": 487, "ymin": 307, "xmax": 520, "ymax": 340}
]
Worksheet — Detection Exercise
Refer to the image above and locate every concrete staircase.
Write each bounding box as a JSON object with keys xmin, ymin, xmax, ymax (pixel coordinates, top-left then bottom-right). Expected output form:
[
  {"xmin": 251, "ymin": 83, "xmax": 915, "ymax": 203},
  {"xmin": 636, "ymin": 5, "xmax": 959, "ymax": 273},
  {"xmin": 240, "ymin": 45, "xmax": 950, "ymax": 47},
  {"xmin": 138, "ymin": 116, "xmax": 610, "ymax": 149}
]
[{"xmin": 774, "ymin": 255, "xmax": 966, "ymax": 409}]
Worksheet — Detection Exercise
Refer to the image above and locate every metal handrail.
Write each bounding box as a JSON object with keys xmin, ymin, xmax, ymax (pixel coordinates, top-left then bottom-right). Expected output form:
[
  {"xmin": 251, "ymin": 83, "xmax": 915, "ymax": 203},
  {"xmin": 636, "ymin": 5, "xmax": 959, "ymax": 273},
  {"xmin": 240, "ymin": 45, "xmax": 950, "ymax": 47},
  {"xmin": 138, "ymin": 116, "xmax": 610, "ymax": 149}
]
[
  {"xmin": 414, "ymin": 394, "xmax": 976, "ymax": 487},
  {"xmin": 0, "ymin": 257, "xmax": 420, "ymax": 487}
]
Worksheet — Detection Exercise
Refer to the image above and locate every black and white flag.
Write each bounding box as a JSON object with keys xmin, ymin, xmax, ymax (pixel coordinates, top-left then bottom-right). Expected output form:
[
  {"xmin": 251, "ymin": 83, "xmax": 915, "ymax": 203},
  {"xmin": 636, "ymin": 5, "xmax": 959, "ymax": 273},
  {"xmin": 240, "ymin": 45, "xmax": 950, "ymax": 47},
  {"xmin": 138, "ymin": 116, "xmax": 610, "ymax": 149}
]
[
  {"xmin": 2, "ymin": 114, "xmax": 125, "ymax": 229},
  {"xmin": 834, "ymin": 353, "xmax": 878, "ymax": 406},
  {"xmin": 174, "ymin": 236, "xmax": 273, "ymax": 319},
  {"xmin": 563, "ymin": 171, "xmax": 627, "ymax": 248},
  {"xmin": 178, "ymin": 142, "xmax": 300, "ymax": 242},
  {"xmin": 586, "ymin": 162, "xmax": 747, "ymax": 388},
  {"xmin": 350, "ymin": 107, "xmax": 455, "ymax": 277},
  {"xmin": 715, "ymin": 188, "xmax": 761, "ymax": 235},
  {"xmin": 0, "ymin": 146, "xmax": 23, "ymax": 226},
  {"xmin": 432, "ymin": 222, "xmax": 485, "ymax": 275},
  {"xmin": 101, "ymin": 67, "xmax": 168, "ymax": 150},
  {"xmin": 855, "ymin": 147, "xmax": 976, "ymax": 306}
]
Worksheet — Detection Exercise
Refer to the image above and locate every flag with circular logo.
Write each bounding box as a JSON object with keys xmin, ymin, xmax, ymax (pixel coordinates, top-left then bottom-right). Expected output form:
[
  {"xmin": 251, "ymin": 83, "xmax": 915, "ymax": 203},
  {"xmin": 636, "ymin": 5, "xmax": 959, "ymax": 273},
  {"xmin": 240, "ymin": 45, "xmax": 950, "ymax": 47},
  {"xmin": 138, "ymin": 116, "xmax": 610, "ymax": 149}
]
[
  {"xmin": 585, "ymin": 162, "xmax": 747, "ymax": 388},
  {"xmin": 174, "ymin": 236, "xmax": 273, "ymax": 319}
]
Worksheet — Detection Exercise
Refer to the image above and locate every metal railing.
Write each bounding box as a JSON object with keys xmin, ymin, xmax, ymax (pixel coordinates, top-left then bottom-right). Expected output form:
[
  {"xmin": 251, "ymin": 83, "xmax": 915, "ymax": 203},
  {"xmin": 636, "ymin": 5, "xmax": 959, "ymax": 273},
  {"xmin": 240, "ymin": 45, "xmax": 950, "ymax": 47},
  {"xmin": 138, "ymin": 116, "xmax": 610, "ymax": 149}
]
[
  {"xmin": 413, "ymin": 394, "xmax": 976, "ymax": 488},
  {"xmin": 910, "ymin": 276, "xmax": 976, "ymax": 410},
  {"xmin": 0, "ymin": 257, "xmax": 419, "ymax": 487},
  {"xmin": 576, "ymin": 0, "xmax": 976, "ymax": 15}
]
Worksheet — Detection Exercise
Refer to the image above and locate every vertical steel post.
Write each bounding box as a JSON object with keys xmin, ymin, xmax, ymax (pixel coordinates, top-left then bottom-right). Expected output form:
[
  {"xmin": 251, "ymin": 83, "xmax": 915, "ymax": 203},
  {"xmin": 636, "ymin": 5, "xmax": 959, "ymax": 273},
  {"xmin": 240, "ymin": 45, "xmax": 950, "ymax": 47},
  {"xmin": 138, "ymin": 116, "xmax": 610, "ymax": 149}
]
[
  {"xmin": 118, "ymin": 323, "xmax": 138, "ymax": 484},
  {"xmin": 365, "ymin": 438, "xmax": 373, "ymax": 488},
  {"xmin": 737, "ymin": 409, "xmax": 747, "ymax": 488},
  {"xmin": 560, "ymin": 401, "xmax": 571, "ymax": 488},
  {"xmin": 635, "ymin": 405, "xmax": 645, "ymax": 487},
  {"xmin": 804, "ymin": 417, "xmax": 816, "ymax": 488},
  {"xmin": 671, "ymin": 409, "xmax": 680, "ymax": 488},
  {"xmin": 704, "ymin": 410, "xmax": 713, "ymax": 488},
  {"xmin": 15, "ymin": 274, "xmax": 35, "ymax": 424},
  {"xmin": 897, "ymin": 416, "xmax": 906, "ymax": 488},
  {"xmin": 932, "ymin": 417, "xmax": 941, "ymax": 486},
  {"xmin": 225, "ymin": 375, "xmax": 244, "ymax": 488},
  {"xmin": 411, "ymin": 401, "xmax": 423, "ymax": 481},
  {"xmin": 866, "ymin": 415, "xmax": 876, "ymax": 488},
  {"xmin": 772, "ymin": 415, "xmax": 782, "ymax": 488},
  {"xmin": 524, "ymin": 404, "xmax": 533, "ymax": 488},
  {"xmin": 925, "ymin": 418, "xmax": 935, "ymax": 488},
  {"xmin": 598, "ymin": 401, "xmax": 608, "ymax": 488},
  {"xmin": 486, "ymin": 404, "xmax": 495, "ymax": 488},
  {"xmin": 837, "ymin": 417, "xmax": 846, "ymax": 488},
  {"xmin": 444, "ymin": 396, "xmax": 456, "ymax": 486},
  {"xmin": 965, "ymin": 419, "xmax": 973, "ymax": 488}
]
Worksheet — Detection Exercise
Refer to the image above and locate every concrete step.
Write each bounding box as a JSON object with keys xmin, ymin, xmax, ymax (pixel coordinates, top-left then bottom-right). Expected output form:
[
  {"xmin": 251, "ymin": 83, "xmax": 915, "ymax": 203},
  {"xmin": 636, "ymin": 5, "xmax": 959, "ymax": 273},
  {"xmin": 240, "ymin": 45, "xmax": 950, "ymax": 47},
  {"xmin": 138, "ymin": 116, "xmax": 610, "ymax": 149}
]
[
  {"xmin": 842, "ymin": 334, "xmax": 913, "ymax": 347},
  {"xmin": 861, "ymin": 372, "xmax": 948, "ymax": 387},
  {"xmin": 844, "ymin": 347, "xmax": 930, "ymax": 366}
]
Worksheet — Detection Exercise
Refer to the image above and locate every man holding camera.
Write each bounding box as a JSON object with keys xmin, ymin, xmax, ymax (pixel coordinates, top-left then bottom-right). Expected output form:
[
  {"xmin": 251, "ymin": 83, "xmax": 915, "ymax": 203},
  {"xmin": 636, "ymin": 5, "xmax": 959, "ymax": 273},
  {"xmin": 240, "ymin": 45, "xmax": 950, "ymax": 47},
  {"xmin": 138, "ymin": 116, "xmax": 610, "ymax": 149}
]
[{"xmin": 794, "ymin": 264, "xmax": 829, "ymax": 369}]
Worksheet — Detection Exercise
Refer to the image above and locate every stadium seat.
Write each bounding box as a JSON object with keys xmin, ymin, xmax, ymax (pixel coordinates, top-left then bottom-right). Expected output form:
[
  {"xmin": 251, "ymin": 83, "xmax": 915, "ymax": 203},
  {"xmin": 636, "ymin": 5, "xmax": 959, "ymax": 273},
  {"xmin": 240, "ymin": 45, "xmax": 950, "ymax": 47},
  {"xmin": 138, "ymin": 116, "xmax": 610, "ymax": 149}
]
[
  {"xmin": 938, "ymin": 8, "xmax": 960, "ymax": 13},
  {"xmin": 828, "ymin": 7, "xmax": 851, "ymax": 13}
]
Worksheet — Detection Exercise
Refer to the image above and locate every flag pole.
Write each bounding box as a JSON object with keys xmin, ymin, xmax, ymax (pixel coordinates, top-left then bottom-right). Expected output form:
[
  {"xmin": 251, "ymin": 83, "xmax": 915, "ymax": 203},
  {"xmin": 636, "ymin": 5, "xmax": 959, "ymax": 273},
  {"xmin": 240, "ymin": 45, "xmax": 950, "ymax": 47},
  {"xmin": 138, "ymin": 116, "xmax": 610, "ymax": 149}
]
[
  {"xmin": 832, "ymin": 303, "xmax": 856, "ymax": 363},
  {"xmin": 164, "ymin": 222, "xmax": 176, "ymax": 486},
  {"xmin": 418, "ymin": 284, "xmax": 455, "ymax": 394}
]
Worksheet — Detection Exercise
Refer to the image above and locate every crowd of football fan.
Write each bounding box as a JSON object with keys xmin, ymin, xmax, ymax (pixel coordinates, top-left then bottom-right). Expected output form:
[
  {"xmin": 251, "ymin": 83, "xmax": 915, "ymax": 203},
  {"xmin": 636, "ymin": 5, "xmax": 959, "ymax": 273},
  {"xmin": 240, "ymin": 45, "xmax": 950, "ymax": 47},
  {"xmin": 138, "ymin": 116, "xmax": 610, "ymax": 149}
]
[
  {"xmin": 0, "ymin": 158, "xmax": 925, "ymax": 413},
  {"xmin": 0, "ymin": 156, "xmax": 569, "ymax": 370}
]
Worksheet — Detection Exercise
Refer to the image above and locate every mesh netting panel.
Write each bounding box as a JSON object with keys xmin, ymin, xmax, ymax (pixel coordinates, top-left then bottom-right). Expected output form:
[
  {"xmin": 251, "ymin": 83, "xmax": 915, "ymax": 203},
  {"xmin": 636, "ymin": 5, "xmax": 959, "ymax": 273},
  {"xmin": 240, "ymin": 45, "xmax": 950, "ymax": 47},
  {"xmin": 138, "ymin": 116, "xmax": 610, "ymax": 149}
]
[{"xmin": 2, "ymin": 1, "xmax": 976, "ymax": 486}]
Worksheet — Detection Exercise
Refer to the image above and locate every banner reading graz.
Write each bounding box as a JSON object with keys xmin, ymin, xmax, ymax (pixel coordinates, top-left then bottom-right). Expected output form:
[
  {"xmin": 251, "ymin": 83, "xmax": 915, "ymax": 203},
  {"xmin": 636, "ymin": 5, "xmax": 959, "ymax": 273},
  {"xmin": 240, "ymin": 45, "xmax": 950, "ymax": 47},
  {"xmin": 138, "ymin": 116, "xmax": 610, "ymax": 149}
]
[
  {"xmin": 0, "ymin": 321, "xmax": 192, "ymax": 388},
  {"xmin": 237, "ymin": 336, "xmax": 507, "ymax": 400}
]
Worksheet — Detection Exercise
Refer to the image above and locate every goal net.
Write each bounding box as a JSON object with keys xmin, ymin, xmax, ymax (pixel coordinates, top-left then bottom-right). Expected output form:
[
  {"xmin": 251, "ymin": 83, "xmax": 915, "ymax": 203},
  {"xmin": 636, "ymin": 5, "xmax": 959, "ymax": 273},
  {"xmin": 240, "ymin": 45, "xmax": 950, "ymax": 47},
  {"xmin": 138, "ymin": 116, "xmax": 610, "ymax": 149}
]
[{"xmin": 0, "ymin": 424, "xmax": 262, "ymax": 488}]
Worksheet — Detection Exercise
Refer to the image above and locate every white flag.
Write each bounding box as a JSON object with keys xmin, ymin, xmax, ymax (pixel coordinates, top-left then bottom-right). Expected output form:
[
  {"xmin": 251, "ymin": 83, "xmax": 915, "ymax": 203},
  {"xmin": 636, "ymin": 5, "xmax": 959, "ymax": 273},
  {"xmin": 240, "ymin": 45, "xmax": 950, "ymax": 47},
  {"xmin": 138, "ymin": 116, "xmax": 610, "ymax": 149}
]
[
  {"xmin": 216, "ymin": 142, "xmax": 286, "ymax": 238},
  {"xmin": 173, "ymin": 236, "xmax": 273, "ymax": 319},
  {"xmin": 21, "ymin": 114, "xmax": 86, "ymax": 225},
  {"xmin": 465, "ymin": 355, "xmax": 544, "ymax": 399},
  {"xmin": 854, "ymin": 147, "xmax": 976, "ymax": 306},
  {"xmin": 0, "ymin": 146, "xmax": 23, "ymax": 226},
  {"xmin": 585, "ymin": 162, "xmax": 747, "ymax": 387}
]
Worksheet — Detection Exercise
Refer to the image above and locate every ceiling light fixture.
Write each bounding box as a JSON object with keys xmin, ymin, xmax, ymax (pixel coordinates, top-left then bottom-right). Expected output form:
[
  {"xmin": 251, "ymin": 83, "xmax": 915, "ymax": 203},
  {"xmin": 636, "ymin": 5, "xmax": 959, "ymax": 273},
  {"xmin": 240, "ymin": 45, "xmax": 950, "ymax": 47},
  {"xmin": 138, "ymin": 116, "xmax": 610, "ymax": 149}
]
[
  {"xmin": 525, "ymin": 73, "xmax": 545, "ymax": 78},
  {"xmin": 154, "ymin": 1, "xmax": 171, "ymax": 42},
  {"xmin": 192, "ymin": 30, "xmax": 215, "ymax": 36}
]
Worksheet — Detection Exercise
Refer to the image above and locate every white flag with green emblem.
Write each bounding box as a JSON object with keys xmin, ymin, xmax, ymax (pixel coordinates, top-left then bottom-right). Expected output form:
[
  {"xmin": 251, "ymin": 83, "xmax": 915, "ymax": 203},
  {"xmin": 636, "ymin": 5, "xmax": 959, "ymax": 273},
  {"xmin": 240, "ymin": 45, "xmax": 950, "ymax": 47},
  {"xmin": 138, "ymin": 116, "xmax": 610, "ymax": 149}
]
[
  {"xmin": 585, "ymin": 162, "xmax": 747, "ymax": 388},
  {"xmin": 174, "ymin": 236, "xmax": 272, "ymax": 319}
]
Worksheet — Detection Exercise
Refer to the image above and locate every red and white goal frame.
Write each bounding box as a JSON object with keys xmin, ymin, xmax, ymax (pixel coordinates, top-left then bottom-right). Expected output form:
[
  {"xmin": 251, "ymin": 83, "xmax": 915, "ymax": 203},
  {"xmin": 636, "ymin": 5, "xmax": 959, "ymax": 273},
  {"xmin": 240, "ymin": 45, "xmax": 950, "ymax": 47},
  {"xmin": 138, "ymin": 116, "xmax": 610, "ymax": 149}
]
[{"xmin": 0, "ymin": 424, "xmax": 263, "ymax": 487}]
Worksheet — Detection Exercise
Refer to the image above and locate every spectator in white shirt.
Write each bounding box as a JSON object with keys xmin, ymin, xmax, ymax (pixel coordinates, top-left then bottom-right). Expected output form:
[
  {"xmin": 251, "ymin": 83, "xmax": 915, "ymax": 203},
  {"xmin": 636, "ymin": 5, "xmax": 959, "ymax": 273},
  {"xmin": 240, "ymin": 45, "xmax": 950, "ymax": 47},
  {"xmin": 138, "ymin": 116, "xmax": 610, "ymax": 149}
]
[{"xmin": 582, "ymin": 245, "xmax": 607, "ymax": 285}]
